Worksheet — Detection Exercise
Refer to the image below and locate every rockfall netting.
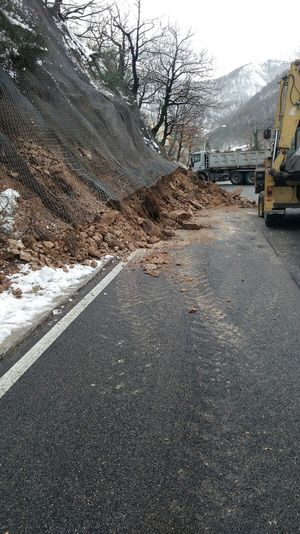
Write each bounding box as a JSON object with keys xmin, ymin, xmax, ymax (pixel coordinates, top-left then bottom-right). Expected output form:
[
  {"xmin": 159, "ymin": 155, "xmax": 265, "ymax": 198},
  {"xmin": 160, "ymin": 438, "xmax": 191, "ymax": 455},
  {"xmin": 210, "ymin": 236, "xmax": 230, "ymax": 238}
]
[{"xmin": 0, "ymin": 0, "xmax": 177, "ymax": 226}]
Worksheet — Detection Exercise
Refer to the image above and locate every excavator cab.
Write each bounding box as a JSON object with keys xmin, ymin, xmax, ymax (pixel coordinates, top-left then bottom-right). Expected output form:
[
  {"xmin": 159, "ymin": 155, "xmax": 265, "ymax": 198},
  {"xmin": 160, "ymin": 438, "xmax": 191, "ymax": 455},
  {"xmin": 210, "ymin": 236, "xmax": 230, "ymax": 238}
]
[{"xmin": 282, "ymin": 125, "xmax": 300, "ymax": 178}]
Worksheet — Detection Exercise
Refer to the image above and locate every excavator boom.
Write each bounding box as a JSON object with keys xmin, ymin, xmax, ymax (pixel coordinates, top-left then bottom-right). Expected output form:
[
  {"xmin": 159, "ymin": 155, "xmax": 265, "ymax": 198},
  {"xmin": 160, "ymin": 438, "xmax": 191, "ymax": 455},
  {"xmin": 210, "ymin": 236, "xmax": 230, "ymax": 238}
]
[{"xmin": 257, "ymin": 60, "xmax": 300, "ymax": 226}]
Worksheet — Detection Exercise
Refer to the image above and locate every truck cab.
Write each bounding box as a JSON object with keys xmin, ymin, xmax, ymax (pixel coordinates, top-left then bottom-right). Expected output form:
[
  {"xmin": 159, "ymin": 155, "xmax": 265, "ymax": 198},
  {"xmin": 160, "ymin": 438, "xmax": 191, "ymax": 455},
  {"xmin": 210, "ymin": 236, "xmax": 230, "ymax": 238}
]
[{"xmin": 190, "ymin": 152, "xmax": 208, "ymax": 174}]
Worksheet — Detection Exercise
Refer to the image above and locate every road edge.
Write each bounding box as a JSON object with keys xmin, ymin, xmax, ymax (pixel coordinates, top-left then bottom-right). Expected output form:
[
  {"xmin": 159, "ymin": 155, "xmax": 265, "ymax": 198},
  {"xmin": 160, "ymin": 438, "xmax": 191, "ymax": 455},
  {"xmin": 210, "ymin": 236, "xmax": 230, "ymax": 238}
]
[{"xmin": 0, "ymin": 251, "xmax": 140, "ymax": 399}]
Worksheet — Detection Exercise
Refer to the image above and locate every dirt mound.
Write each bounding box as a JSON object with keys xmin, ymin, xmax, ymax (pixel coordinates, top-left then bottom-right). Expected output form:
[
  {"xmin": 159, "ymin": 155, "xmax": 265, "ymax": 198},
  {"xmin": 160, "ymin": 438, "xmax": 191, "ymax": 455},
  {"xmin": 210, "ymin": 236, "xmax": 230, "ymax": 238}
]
[{"xmin": 0, "ymin": 167, "xmax": 254, "ymax": 291}]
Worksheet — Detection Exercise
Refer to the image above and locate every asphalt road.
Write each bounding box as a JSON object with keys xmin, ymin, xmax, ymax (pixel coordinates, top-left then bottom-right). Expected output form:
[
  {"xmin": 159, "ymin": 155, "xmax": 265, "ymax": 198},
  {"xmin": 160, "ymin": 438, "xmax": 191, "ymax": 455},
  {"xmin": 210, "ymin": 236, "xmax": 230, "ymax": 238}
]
[{"xmin": 0, "ymin": 209, "xmax": 299, "ymax": 533}]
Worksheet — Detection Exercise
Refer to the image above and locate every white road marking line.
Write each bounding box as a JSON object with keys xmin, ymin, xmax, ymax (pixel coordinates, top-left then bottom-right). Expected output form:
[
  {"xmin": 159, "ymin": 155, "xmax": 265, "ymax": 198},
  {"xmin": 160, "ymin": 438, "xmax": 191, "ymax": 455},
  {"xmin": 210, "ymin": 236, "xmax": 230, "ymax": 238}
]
[{"xmin": 0, "ymin": 251, "xmax": 139, "ymax": 400}]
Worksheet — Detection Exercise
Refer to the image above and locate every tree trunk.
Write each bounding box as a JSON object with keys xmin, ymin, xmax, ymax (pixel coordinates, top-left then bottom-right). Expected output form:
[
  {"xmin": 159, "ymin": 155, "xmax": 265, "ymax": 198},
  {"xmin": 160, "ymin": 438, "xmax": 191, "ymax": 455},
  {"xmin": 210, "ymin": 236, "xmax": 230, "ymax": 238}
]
[
  {"xmin": 151, "ymin": 101, "xmax": 168, "ymax": 137},
  {"xmin": 50, "ymin": 0, "xmax": 62, "ymax": 17}
]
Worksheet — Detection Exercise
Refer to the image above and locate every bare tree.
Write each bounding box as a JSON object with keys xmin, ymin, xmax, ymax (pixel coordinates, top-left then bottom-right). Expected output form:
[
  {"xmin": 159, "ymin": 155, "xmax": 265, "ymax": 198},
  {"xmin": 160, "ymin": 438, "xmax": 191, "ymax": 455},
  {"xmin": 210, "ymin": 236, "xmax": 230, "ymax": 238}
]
[
  {"xmin": 46, "ymin": 0, "xmax": 107, "ymax": 22},
  {"xmin": 83, "ymin": 0, "xmax": 159, "ymax": 97},
  {"xmin": 110, "ymin": 0, "xmax": 157, "ymax": 97},
  {"xmin": 148, "ymin": 26, "xmax": 215, "ymax": 147}
]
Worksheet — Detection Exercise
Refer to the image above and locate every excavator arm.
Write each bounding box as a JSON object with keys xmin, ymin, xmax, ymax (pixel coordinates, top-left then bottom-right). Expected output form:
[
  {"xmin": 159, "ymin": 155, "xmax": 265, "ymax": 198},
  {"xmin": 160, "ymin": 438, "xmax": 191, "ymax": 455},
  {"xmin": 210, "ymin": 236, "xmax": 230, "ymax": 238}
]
[
  {"xmin": 258, "ymin": 60, "xmax": 300, "ymax": 225},
  {"xmin": 270, "ymin": 60, "xmax": 300, "ymax": 180}
]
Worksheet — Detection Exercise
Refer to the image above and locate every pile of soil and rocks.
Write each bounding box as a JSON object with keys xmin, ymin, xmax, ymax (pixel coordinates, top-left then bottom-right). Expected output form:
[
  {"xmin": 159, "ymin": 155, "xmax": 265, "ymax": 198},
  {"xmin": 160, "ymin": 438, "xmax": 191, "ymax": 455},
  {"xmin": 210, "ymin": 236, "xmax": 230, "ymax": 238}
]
[{"xmin": 0, "ymin": 167, "xmax": 254, "ymax": 292}]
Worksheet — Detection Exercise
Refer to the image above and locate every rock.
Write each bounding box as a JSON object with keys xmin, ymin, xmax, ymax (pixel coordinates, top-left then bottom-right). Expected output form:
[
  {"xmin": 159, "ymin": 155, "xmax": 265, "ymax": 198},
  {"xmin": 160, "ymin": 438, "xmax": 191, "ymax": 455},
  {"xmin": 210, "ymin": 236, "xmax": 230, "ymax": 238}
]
[
  {"xmin": 22, "ymin": 236, "xmax": 36, "ymax": 248},
  {"xmin": 7, "ymin": 239, "xmax": 24, "ymax": 251},
  {"xmin": 141, "ymin": 220, "xmax": 161, "ymax": 237},
  {"xmin": 104, "ymin": 232, "xmax": 122, "ymax": 249},
  {"xmin": 189, "ymin": 200, "xmax": 204, "ymax": 210},
  {"xmin": 150, "ymin": 254, "xmax": 170, "ymax": 265},
  {"xmin": 171, "ymin": 209, "xmax": 193, "ymax": 221},
  {"xmin": 12, "ymin": 287, "xmax": 23, "ymax": 298},
  {"xmin": 88, "ymin": 246, "xmax": 102, "ymax": 259},
  {"xmin": 145, "ymin": 270, "xmax": 159, "ymax": 277},
  {"xmin": 19, "ymin": 250, "xmax": 32, "ymax": 262},
  {"xmin": 146, "ymin": 236, "xmax": 161, "ymax": 245},
  {"xmin": 43, "ymin": 241, "xmax": 55, "ymax": 249},
  {"xmin": 87, "ymin": 225, "xmax": 96, "ymax": 235},
  {"xmin": 100, "ymin": 211, "xmax": 119, "ymax": 226},
  {"xmin": 90, "ymin": 260, "xmax": 98, "ymax": 268},
  {"xmin": 88, "ymin": 238, "xmax": 99, "ymax": 248},
  {"xmin": 188, "ymin": 307, "xmax": 197, "ymax": 314},
  {"xmin": 180, "ymin": 221, "xmax": 202, "ymax": 230},
  {"xmin": 44, "ymin": 257, "xmax": 53, "ymax": 267},
  {"xmin": 137, "ymin": 217, "xmax": 145, "ymax": 225},
  {"xmin": 162, "ymin": 228, "xmax": 175, "ymax": 239},
  {"xmin": 93, "ymin": 234, "xmax": 103, "ymax": 243},
  {"xmin": 143, "ymin": 263, "xmax": 158, "ymax": 271}
]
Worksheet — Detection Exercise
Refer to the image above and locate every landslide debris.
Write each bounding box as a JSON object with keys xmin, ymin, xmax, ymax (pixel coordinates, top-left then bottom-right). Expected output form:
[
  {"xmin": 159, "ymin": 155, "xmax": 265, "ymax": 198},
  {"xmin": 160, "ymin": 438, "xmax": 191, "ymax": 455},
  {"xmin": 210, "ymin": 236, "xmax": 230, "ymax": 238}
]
[{"xmin": 0, "ymin": 166, "xmax": 254, "ymax": 291}]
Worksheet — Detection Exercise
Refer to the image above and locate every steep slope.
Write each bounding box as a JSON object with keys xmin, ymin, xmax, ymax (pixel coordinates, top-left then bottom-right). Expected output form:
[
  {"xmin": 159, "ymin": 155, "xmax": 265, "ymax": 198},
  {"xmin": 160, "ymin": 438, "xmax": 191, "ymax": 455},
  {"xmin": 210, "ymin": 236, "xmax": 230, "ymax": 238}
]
[{"xmin": 0, "ymin": 0, "xmax": 176, "ymax": 229}]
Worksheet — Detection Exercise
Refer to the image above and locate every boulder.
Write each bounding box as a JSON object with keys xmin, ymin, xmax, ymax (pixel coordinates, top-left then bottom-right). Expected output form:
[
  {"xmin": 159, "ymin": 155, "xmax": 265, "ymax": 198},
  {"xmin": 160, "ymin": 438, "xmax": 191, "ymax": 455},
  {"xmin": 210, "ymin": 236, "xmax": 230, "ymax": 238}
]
[
  {"xmin": 88, "ymin": 246, "xmax": 102, "ymax": 259},
  {"xmin": 100, "ymin": 211, "xmax": 119, "ymax": 226},
  {"xmin": 180, "ymin": 221, "xmax": 202, "ymax": 230},
  {"xmin": 141, "ymin": 220, "xmax": 161, "ymax": 237},
  {"xmin": 19, "ymin": 250, "xmax": 32, "ymax": 262},
  {"xmin": 104, "ymin": 232, "xmax": 123, "ymax": 249}
]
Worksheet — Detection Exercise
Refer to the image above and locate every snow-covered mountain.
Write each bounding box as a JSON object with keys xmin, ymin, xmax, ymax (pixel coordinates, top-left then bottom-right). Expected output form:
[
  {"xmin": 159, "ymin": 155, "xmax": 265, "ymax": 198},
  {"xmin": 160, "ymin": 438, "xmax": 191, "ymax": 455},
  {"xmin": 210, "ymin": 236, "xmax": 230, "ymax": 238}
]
[
  {"xmin": 205, "ymin": 59, "xmax": 289, "ymax": 149},
  {"xmin": 207, "ymin": 60, "xmax": 289, "ymax": 131}
]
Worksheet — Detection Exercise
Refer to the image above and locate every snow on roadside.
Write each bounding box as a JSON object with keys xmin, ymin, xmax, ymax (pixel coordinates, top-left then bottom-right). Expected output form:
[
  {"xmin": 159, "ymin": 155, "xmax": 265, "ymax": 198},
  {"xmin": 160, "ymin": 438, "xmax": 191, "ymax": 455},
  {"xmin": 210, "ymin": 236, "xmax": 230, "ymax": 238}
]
[
  {"xmin": 0, "ymin": 188, "xmax": 20, "ymax": 235},
  {"xmin": 0, "ymin": 257, "xmax": 112, "ymax": 356}
]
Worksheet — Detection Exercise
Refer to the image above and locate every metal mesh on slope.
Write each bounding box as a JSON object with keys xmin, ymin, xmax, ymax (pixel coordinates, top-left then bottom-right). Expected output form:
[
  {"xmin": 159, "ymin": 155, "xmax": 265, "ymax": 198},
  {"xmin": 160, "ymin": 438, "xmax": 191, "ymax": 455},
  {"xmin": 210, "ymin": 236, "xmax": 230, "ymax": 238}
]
[{"xmin": 0, "ymin": 0, "xmax": 176, "ymax": 226}]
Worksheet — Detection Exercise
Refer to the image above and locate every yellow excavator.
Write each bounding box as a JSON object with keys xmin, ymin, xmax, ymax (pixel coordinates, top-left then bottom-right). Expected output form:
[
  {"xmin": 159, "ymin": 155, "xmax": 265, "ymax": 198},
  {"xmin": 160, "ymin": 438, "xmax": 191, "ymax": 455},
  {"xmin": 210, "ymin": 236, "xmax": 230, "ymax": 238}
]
[{"xmin": 256, "ymin": 60, "xmax": 300, "ymax": 226}]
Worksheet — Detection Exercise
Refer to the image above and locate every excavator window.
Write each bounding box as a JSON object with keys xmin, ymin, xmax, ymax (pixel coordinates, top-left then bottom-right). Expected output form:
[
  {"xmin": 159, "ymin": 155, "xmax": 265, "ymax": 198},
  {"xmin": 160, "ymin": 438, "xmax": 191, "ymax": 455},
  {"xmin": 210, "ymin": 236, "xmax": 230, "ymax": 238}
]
[{"xmin": 288, "ymin": 125, "xmax": 300, "ymax": 155}]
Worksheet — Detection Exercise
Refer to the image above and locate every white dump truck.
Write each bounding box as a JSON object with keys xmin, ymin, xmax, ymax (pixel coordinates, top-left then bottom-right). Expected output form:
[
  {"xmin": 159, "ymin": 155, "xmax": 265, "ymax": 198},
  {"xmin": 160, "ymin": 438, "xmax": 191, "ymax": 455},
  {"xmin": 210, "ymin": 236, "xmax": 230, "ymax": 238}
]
[{"xmin": 190, "ymin": 149, "xmax": 271, "ymax": 185}]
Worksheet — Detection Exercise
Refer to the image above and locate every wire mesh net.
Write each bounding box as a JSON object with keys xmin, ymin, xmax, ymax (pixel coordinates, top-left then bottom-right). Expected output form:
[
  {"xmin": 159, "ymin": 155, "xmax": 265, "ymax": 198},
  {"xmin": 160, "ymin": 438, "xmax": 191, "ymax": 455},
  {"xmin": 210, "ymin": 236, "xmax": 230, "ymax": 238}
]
[{"xmin": 0, "ymin": 0, "xmax": 176, "ymax": 229}]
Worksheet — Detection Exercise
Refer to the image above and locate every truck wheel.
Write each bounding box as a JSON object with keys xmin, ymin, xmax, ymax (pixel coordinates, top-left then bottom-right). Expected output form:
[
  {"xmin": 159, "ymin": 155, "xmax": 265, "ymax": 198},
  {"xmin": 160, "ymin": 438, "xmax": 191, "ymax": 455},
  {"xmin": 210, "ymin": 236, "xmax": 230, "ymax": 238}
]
[
  {"xmin": 258, "ymin": 193, "xmax": 264, "ymax": 217},
  {"xmin": 245, "ymin": 171, "xmax": 255, "ymax": 185},
  {"xmin": 265, "ymin": 212, "xmax": 284, "ymax": 227},
  {"xmin": 230, "ymin": 172, "xmax": 244, "ymax": 185},
  {"xmin": 197, "ymin": 171, "xmax": 208, "ymax": 181}
]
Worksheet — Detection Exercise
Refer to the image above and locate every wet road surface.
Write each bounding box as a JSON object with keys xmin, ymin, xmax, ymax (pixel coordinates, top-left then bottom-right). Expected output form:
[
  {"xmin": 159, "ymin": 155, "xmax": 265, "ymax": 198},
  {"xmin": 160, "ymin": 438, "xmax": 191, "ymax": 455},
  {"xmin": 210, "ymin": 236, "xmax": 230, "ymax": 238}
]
[{"xmin": 1, "ymin": 209, "xmax": 299, "ymax": 533}]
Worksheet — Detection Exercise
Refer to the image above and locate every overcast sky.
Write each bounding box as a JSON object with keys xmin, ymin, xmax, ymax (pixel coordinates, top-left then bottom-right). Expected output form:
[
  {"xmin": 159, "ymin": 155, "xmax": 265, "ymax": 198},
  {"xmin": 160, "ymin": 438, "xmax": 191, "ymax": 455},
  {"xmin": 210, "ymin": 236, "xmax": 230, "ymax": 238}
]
[{"xmin": 142, "ymin": 0, "xmax": 300, "ymax": 77}]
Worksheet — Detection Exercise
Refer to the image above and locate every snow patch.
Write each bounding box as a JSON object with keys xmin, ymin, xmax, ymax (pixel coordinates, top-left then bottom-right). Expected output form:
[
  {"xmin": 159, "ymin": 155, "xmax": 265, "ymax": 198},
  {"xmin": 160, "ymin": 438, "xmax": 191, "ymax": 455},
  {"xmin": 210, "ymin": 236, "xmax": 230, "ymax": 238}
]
[
  {"xmin": 2, "ymin": 9, "xmax": 33, "ymax": 33},
  {"xmin": 0, "ymin": 189, "xmax": 20, "ymax": 235},
  {"xmin": 0, "ymin": 257, "xmax": 113, "ymax": 355},
  {"xmin": 143, "ymin": 136, "xmax": 160, "ymax": 153}
]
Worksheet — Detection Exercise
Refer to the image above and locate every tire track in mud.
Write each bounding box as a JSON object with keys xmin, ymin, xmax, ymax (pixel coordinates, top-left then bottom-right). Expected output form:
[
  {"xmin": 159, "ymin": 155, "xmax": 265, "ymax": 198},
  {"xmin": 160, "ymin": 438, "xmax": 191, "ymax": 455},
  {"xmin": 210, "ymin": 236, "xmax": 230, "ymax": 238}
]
[
  {"xmin": 152, "ymin": 214, "xmax": 300, "ymax": 530},
  {"xmin": 101, "ymin": 259, "xmax": 241, "ymax": 526},
  {"xmin": 144, "ymin": 247, "xmax": 248, "ymax": 528},
  {"xmin": 175, "ymin": 249, "xmax": 245, "ymax": 352},
  {"xmin": 96, "ymin": 210, "xmax": 300, "ymax": 531}
]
